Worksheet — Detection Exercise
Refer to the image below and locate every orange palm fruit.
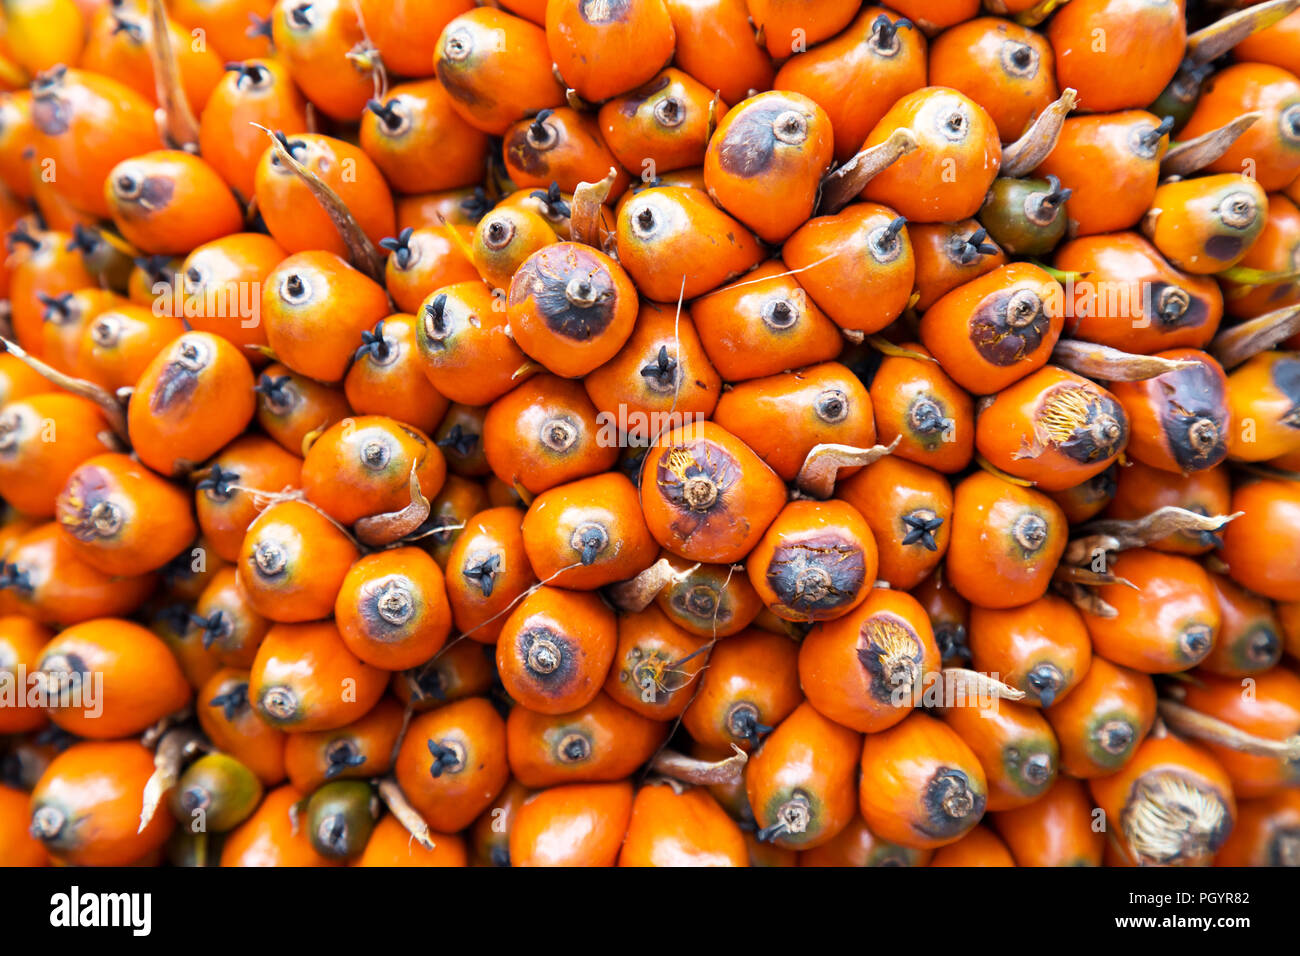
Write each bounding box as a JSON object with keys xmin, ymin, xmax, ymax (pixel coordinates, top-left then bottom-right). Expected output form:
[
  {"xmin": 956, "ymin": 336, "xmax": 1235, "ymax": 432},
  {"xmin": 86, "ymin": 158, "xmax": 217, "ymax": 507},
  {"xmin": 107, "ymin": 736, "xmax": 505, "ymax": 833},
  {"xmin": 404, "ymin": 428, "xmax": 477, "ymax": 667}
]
[
  {"xmin": 261, "ymin": 251, "xmax": 392, "ymax": 383},
  {"xmin": 36, "ymin": 617, "xmax": 191, "ymax": 739},
  {"xmin": 1177, "ymin": 668, "xmax": 1300, "ymax": 799},
  {"xmin": 0, "ymin": 523, "xmax": 158, "ymax": 626},
  {"xmin": 919, "ymin": 263, "xmax": 1064, "ymax": 395},
  {"xmin": 976, "ymin": 365, "xmax": 1129, "ymax": 492},
  {"xmin": 615, "ymin": 186, "xmax": 764, "ymax": 301},
  {"xmin": 655, "ymin": 552, "xmax": 765, "ymax": 638},
  {"xmin": 104, "ymin": 151, "xmax": 243, "ymax": 256},
  {"xmin": 483, "ymin": 375, "xmax": 618, "ymax": 495},
  {"xmin": 220, "ymin": 784, "xmax": 340, "ymax": 866},
  {"xmin": 928, "ymin": 826, "xmax": 1016, "ymax": 867},
  {"xmin": 1198, "ymin": 573, "xmax": 1283, "ymax": 678},
  {"xmin": 0, "ymin": 783, "xmax": 47, "ymax": 866},
  {"xmin": 547, "ymin": 0, "xmax": 675, "ymax": 103},
  {"xmin": 1080, "ymin": 549, "xmax": 1220, "ymax": 674},
  {"xmin": 1044, "ymin": 656, "xmax": 1156, "ymax": 779},
  {"xmin": 639, "ymin": 421, "xmax": 786, "ymax": 564},
  {"xmin": 521, "ymin": 473, "xmax": 659, "ymax": 590},
  {"xmin": 248, "ymin": 620, "xmax": 387, "ymax": 732},
  {"xmin": 860, "ymin": 87, "xmax": 1002, "ymax": 223},
  {"xmin": 837, "ymin": 456, "xmax": 952, "ymax": 590},
  {"xmin": 198, "ymin": 60, "xmax": 309, "ymax": 201},
  {"xmin": 444, "ymin": 506, "xmax": 536, "ymax": 645},
  {"xmin": 300, "ymin": 415, "xmax": 446, "ymax": 528},
  {"xmin": 798, "ymin": 588, "xmax": 940, "ymax": 733},
  {"xmin": 506, "ymin": 242, "xmax": 639, "ymax": 379},
  {"xmin": 783, "ymin": 203, "xmax": 915, "ymax": 334},
  {"xmin": 505, "ymin": 691, "xmax": 666, "ymax": 788},
  {"xmin": 704, "ymin": 90, "xmax": 834, "ymax": 243},
  {"xmin": 1090, "ymin": 734, "xmax": 1235, "ymax": 867},
  {"xmin": 236, "ymin": 500, "xmax": 360, "ymax": 623},
  {"xmin": 690, "ymin": 261, "xmax": 843, "ymax": 383},
  {"xmin": 509, "ymin": 780, "xmax": 634, "ymax": 867},
  {"xmin": 603, "ymin": 604, "xmax": 711, "ymax": 720},
  {"xmin": 938, "ymin": 697, "xmax": 1059, "ymax": 812},
  {"xmin": 416, "ymin": 281, "xmax": 536, "ymax": 406},
  {"xmin": 664, "ymin": 0, "xmax": 773, "ymax": 105},
  {"xmin": 198, "ymin": 668, "xmax": 287, "ymax": 785},
  {"xmin": 682, "ymin": 628, "xmax": 802, "ymax": 751},
  {"xmin": 54, "ymin": 452, "xmax": 196, "ymax": 576},
  {"xmin": 28, "ymin": 68, "xmax": 163, "ymax": 219},
  {"xmin": 714, "ymin": 362, "xmax": 876, "ymax": 482},
  {"xmin": 776, "ymin": 7, "xmax": 926, "ymax": 164},
  {"xmin": 29, "ymin": 740, "xmax": 174, "ymax": 866},
  {"xmin": 284, "ymin": 696, "xmax": 405, "ymax": 793},
  {"xmin": 1144, "ymin": 174, "xmax": 1268, "ymax": 275},
  {"xmin": 868, "ymin": 343, "xmax": 975, "ymax": 474},
  {"xmin": 384, "ymin": 226, "xmax": 479, "ymax": 315},
  {"xmin": 334, "ymin": 548, "xmax": 453, "ymax": 672},
  {"xmin": 190, "ymin": 566, "xmax": 269, "ymax": 669},
  {"xmin": 745, "ymin": 701, "xmax": 861, "ymax": 850},
  {"xmin": 929, "ymin": 16, "xmax": 1056, "ymax": 142},
  {"xmin": 355, "ymin": 814, "xmax": 468, "ymax": 867},
  {"xmin": 0, "ymin": 393, "xmax": 113, "ymax": 518},
  {"xmin": 496, "ymin": 586, "xmax": 618, "ymax": 715},
  {"xmin": 746, "ymin": 0, "xmax": 859, "ymax": 58},
  {"xmin": 0, "ymin": 616, "xmax": 54, "ymax": 734},
  {"xmin": 992, "ymin": 776, "xmax": 1105, "ymax": 867},
  {"xmin": 1214, "ymin": 789, "xmax": 1300, "ymax": 867},
  {"xmin": 1047, "ymin": 0, "xmax": 1186, "ymax": 113},
  {"xmin": 859, "ymin": 710, "xmax": 988, "ymax": 850},
  {"xmin": 1219, "ymin": 478, "xmax": 1300, "ymax": 601},
  {"xmin": 127, "ymin": 331, "xmax": 256, "ymax": 477},
  {"xmin": 798, "ymin": 814, "xmax": 932, "ymax": 867},
  {"xmin": 434, "ymin": 8, "xmax": 564, "ymax": 135},
  {"xmin": 945, "ymin": 471, "xmax": 1068, "ymax": 609},
  {"xmin": 746, "ymin": 499, "xmax": 878, "ymax": 623},
  {"xmin": 618, "ymin": 783, "xmax": 748, "ymax": 866},
  {"xmin": 394, "ymin": 697, "xmax": 510, "ymax": 833},
  {"xmin": 968, "ymin": 595, "xmax": 1092, "ymax": 708},
  {"xmin": 362, "ymin": 78, "xmax": 489, "ymax": 194},
  {"xmin": 194, "ymin": 434, "xmax": 303, "ymax": 564}
]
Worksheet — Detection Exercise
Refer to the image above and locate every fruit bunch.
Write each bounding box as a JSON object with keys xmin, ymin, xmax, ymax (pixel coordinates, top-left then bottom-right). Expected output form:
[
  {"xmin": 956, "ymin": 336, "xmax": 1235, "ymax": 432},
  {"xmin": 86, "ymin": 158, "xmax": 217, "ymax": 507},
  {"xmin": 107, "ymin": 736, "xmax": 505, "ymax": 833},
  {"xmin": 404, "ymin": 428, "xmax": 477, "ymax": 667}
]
[{"xmin": 1, "ymin": 0, "xmax": 1299, "ymax": 869}]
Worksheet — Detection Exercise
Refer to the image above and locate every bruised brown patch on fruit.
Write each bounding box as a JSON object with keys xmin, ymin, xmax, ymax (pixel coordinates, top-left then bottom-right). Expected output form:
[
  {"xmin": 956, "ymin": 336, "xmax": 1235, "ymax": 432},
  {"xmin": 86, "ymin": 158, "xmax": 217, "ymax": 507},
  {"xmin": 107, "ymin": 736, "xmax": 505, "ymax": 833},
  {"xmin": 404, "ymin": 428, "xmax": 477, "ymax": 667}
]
[
  {"xmin": 856, "ymin": 614, "xmax": 924, "ymax": 704},
  {"xmin": 1156, "ymin": 364, "xmax": 1229, "ymax": 472},
  {"xmin": 617, "ymin": 73, "xmax": 672, "ymax": 118},
  {"xmin": 970, "ymin": 287, "xmax": 1050, "ymax": 366},
  {"xmin": 435, "ymin": 29, "xmax": 490, "ymax": 109},
  {"xmin": 1204, "ymin": 234, "xmax": 1243, "ymax": 262},
  {"xmin": 358, "ymin": 577, "xmax": 419, "ymax": 635},
  {"xmin": 919, "ymin": 768, "xmax": 985, "ymax": 840},
  {"xmin": 514, "ymin": 248, "xmax": 621, "ymax": 341},
  {"xmin": 715, "ymin": 101, "xmax": 809, "ymax": 178},
  {"xmin": 513, "ymin": 624, "xmax": 579, "ymax": 701},
  {"xmin": 504, "ymin": 127, "xmax": 552, "ymax": 177},
  {"xmin": 764, "ymin": 532, "xmax": 865, "ymax": 620},
  {"xmin": 1144, "ymin": 282, "xmax": 1206, "ymax": 331},
  {"xmin": 1273, "ymin": 356, "xmax": 1300, "ymax": 430},
  {"xmin": 657, "ymin": 441, "xmax": 736, "ymax": 514},
  {"xmin": 56, "ymin": 465, "xmax": 122, "ymax": 545},
  {"xmin": 149, "ymin": 360, "xmax": 202, "ymax": 413},
  {"xmin": 30, "ymin": 82, "xmax": 70, "ymax": 136},
  {"xmin": 1025, "ymin": 384, "xmax": 1127, "ymax": 464},
  {"xmin": 580, "ymin": 0, "xmax": 632, "ymax": 24},
  {"xmin": 1121, "ymin": 771, "xmax": 1230, "ymax": 866}
]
